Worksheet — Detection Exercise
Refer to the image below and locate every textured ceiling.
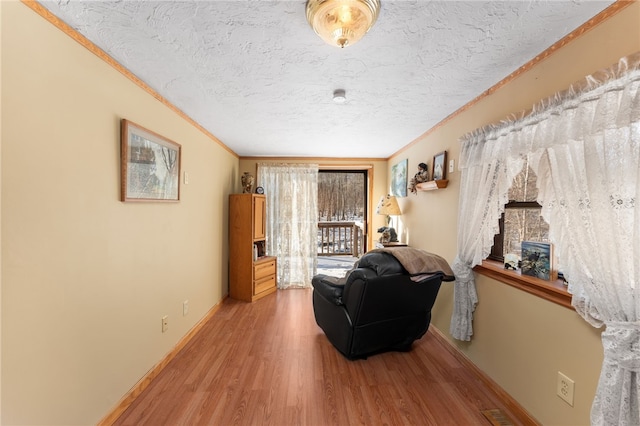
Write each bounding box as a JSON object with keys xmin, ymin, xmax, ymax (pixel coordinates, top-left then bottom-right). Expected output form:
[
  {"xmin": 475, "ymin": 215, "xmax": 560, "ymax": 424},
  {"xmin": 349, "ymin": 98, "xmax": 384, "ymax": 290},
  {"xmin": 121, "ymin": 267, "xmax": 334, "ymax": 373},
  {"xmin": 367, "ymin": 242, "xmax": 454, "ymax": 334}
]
[{"xmin": 39, "ymin": 0, "xmax": 614, "ymax": 158}]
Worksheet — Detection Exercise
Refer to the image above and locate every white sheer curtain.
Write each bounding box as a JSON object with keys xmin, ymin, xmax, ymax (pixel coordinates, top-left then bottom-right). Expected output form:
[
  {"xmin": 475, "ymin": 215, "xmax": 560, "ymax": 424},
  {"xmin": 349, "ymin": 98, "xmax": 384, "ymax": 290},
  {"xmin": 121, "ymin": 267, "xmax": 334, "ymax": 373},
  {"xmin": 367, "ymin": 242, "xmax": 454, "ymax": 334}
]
[
  {"xmin": 257, "ymin": 163, "xmax": 318, "ymax": 289},
  {"xmin": 450, "ymin": 146, "xmax": 524, "ymax": 341},
  {"xmin": 452, "ymin": 53, "xmax": 639, "ymax": 424}
]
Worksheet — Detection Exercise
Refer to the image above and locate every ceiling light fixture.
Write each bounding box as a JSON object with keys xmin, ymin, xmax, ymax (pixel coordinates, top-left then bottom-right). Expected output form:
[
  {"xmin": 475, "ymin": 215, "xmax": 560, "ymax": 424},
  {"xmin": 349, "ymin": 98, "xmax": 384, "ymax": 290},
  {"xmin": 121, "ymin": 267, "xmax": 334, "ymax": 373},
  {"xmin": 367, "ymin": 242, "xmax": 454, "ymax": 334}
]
[
  {"xmin": 333, "ymin": 89, "xmax": 347, "ymax": 103},
  {"xmin": 306, "ymin": 0, "xmax": 381, "ymax": 48}
]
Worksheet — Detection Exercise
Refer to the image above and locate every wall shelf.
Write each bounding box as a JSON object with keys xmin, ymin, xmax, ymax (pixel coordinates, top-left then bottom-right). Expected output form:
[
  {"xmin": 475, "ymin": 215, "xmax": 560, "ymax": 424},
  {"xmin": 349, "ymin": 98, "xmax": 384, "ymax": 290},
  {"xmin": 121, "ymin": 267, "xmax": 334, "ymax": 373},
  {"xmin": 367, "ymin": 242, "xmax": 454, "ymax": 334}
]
[{"xmin": 416, "ymin": 179, "xmax": 449, "ymax": 191}]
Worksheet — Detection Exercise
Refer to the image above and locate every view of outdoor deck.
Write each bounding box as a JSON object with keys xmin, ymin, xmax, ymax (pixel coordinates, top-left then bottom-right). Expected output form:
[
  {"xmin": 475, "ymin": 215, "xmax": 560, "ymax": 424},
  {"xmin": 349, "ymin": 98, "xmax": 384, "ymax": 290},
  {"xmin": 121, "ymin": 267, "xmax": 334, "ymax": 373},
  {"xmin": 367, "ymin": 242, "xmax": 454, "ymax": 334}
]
[
  {"xmin": 316, "ymin": 221, "xmax": 362, "ymax": 277},
  {"xmin": 316, "ymin": 171, "xmax": 366, "ymax": 277},
  {"xmin": 317, "ymin": 254, "xmax": 359, "ymax": 278},
  {"xmin": 317, "ymin": 221, "xmax": 364, "ymax": 257}
]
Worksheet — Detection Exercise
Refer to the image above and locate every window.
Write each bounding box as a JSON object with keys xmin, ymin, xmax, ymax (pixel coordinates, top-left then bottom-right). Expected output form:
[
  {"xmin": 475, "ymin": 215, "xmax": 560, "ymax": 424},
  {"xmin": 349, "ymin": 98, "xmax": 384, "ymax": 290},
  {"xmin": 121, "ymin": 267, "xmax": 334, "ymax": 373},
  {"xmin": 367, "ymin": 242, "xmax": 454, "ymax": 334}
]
[
  {"xmin": 317, "ymin": 169, "xmax": 368, "ymax": 256},
  {"xmin": 488, "ymin": 163, "xmax": 549, "ymax": 263},
  {"xmin": 478, "ymin": 160, "xmax": 570, "ymax": 309}
]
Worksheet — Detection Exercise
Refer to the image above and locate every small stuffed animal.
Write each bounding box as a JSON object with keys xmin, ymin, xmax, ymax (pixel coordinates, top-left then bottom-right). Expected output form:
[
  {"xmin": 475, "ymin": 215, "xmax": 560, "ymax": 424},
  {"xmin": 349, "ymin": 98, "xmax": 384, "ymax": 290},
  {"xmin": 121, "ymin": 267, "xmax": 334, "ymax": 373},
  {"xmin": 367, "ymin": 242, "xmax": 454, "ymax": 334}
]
[
  {"xmin": 377, "ymin": 226, "xmax": 398, "ymax": 243},
  {"xmin": 409, "ymin": 162, "xmax": 429, "ymax": 194}
]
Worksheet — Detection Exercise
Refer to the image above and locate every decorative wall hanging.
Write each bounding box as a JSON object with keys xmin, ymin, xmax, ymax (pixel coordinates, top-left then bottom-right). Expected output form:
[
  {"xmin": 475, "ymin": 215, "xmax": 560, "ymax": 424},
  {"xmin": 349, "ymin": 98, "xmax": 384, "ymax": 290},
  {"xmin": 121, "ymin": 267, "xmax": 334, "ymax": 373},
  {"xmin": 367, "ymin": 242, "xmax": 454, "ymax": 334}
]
[
  {"xmin": 121, "ymin": 119, "xmax": 181, "ymax": 202},
  {"xmin": 391, "ymin": 159, "xmax": 408, "ymax": 197}
]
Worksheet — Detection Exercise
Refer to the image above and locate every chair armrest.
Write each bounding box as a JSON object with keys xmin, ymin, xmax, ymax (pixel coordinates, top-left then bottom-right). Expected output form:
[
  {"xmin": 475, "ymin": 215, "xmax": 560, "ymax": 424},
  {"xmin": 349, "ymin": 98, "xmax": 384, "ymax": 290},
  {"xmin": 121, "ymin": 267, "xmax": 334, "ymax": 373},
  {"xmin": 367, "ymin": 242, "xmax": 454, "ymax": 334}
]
[{"xmin": 312, "ymin": 275, "xmax": 345, "ymax": 305}]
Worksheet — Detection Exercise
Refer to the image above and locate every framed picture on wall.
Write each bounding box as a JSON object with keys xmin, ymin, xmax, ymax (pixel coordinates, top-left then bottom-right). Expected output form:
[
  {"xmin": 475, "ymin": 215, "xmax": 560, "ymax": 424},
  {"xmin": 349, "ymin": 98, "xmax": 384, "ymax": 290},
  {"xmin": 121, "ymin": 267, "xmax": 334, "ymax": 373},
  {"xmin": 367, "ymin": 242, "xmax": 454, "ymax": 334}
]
[
  {"xmin": 121, "ymin": 119, "xmax": 181, "ymax": 202},
  {"xmin": 391, "ymin": 159, "xmax": 408, "ymax": 197},
  {"xmin": 432, "ymin": 151, "xmax": 447, "ymax": 181}
]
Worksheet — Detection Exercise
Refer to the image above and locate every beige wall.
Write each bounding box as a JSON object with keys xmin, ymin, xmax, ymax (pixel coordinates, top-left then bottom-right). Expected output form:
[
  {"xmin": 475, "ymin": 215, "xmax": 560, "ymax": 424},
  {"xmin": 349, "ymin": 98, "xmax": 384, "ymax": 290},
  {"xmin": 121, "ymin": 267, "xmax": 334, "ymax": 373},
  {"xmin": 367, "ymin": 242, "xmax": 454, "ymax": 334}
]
[
  {"xmin": 0, "ymin": 1, "xmax": 3, "ymax": 417},
  {"xmin": 1, "ymin": 2, "xmax": 238, "ymax": 424},
  {"xmin": 388, "ymin": 3, "xmax": 640, "ymax": 425},
  {"xmin": 239, "ymin": 158, "xmax": 389, "ymax": 250}
]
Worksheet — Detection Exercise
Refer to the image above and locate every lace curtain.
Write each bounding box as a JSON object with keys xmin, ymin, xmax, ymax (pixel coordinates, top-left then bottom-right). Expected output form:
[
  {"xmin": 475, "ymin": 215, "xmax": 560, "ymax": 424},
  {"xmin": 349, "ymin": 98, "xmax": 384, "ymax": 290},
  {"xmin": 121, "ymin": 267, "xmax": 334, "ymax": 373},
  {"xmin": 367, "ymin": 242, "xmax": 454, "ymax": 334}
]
[
  {"xmin": 257, "ymin": 163, "xmax": 318, "ymax": 289},
  {"xmin": 452, "ymin": 53, "xmax": 639, "ymax": 424}
]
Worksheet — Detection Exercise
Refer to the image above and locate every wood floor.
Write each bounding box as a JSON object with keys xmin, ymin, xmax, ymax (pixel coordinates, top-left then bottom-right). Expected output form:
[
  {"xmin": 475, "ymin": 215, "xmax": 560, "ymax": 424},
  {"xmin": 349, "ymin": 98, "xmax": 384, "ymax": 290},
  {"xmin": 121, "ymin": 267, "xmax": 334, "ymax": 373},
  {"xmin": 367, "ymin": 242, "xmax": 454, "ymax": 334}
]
[{"xmin": 113, "ymin": 288, "xmax": 535, "ymax": 426}]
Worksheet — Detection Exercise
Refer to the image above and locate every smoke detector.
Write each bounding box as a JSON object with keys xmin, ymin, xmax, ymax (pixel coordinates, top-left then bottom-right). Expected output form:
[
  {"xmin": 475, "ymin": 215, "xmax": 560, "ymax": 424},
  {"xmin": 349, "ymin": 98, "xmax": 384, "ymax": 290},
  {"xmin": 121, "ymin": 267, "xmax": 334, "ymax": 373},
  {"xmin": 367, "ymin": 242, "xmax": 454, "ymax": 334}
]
[{"xmin": 333, "ymin": 89, "xmax": 347, "ymax": 104}]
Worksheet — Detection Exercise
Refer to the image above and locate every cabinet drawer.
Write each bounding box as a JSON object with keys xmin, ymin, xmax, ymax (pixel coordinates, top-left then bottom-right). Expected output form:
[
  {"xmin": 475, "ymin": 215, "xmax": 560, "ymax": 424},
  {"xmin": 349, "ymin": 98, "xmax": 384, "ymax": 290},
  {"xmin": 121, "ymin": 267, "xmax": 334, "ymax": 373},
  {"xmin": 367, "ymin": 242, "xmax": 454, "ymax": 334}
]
[
  {"xmin": 254, "ymin": 260, "xmax": 276, "ymax": 280},
  {"xmin": 255, "ymin": 275, "xmax": 275, "ymax": 295}
]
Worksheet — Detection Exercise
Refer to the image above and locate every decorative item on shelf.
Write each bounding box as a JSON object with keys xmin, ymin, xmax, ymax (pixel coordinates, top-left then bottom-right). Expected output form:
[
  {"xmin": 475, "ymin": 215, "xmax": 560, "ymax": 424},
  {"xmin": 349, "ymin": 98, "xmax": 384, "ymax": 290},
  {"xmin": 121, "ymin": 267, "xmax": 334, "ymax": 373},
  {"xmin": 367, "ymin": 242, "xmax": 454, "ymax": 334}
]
[
  {"xmin": 255, "ymin": 186, "xmax": 264, "ymax": 194},
  {"xmin": 408, "ymin": 162, "xmax": 429, "ymax": 194},
  {"xmin": 376, "ymin": 194, "xmax": 401, "ymax": 243},
  {"xmin": 241, "ymin": 172, "xmax": 254, "ymax": 194},
  {"xmin": 306, "ymin": 0, "xmax": 380, "ymax": 48},
  {"xmin": 255, "ymin": 241, "xmax": 266, "ymax": 257},
  {"xmin": 432, "ymin": 151, "xmax": 447, "ymax": 181},
  {"xmin": 521, "ymin": 241, "xmax": 556, "ymax": 280},
  {"xmin": 504, "ymin": 253, "xmax": 520, "ymax": 270}
]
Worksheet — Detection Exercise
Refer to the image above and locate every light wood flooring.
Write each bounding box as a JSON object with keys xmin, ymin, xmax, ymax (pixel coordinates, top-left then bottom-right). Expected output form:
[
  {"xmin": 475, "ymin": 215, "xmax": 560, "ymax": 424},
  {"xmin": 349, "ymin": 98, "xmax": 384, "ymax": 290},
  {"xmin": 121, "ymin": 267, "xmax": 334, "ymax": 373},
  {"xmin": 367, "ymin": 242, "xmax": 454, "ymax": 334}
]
[{"xmin": 113, "ymin": 288, "xmax": 536, "ymax": 425}]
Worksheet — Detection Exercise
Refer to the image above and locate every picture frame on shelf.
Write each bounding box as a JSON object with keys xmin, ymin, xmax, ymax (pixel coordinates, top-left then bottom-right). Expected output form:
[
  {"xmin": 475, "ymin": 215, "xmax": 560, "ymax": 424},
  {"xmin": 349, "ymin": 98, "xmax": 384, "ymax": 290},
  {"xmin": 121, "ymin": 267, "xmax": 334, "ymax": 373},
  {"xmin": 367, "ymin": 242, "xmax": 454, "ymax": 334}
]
[
  {"xmin": 391, "ymin": 158, "xmax": 408, "ymax": 197},
  {"xmin": 521, "ymin": 241, "xmax": 555, "ymax": 280},
  {"xmin": 432, "ymin": 151, "xmax": 447, "ymax": 181},
  {"xmin": 121, "ymin": 119, "xmax": 181, "ymax": 202}
]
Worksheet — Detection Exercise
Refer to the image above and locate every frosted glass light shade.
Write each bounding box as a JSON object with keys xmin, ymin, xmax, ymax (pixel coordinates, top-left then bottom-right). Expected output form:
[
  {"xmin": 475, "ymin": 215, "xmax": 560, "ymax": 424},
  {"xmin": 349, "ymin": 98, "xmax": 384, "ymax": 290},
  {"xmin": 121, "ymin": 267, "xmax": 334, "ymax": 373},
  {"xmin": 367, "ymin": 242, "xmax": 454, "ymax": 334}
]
[{"xmin": 306, "ymin": 0, "xmax": 380, "ymax": 48}]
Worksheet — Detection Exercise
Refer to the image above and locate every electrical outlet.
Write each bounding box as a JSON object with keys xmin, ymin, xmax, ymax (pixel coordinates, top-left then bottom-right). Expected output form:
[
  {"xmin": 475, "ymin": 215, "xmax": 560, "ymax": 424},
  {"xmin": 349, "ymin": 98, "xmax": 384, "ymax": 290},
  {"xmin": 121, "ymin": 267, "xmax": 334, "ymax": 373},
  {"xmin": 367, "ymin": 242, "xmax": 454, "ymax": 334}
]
[
  {"xmin": 557, "ymin": 372, "xmax": 575, "ymax": 406},
  {"xmin": 162, "ymin": 315, "xmax": 168, "ymax": 333},
  {"xmin": 183, "ymin": 300, "xmax": 189, "ymax": 316}
]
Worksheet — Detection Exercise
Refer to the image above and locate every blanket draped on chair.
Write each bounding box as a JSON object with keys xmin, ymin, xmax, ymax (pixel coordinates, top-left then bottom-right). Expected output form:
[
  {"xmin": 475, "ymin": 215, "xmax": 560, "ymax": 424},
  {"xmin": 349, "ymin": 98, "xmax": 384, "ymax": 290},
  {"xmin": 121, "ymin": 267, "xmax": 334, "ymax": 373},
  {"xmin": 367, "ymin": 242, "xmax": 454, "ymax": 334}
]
[{"xmin": 368, "ymin": 248, "xmax": 455, "ymax": 282}]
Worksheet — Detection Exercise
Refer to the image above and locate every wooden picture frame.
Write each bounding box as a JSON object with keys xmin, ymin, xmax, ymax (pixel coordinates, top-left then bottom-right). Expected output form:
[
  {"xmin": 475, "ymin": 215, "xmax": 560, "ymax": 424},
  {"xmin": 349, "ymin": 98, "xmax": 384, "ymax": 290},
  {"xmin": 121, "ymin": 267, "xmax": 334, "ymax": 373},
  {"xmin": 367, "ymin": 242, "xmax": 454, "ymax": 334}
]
[
  {"xmin": 121, "ymin": 119, "xmax": 181, "ymax": 202},
  {"xmin": 432, "ymin": 151, "xmax": 447, "ymax": 181}
]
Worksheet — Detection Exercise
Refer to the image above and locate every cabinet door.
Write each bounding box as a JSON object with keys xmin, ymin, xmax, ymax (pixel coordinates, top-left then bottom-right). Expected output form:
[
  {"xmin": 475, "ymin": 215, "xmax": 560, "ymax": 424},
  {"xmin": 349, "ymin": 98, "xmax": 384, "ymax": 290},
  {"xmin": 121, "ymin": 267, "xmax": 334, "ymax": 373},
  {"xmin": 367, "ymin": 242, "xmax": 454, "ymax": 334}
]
[{"xmin": 253, "ymin": 195, "xmax": 266, "ymax": 240}]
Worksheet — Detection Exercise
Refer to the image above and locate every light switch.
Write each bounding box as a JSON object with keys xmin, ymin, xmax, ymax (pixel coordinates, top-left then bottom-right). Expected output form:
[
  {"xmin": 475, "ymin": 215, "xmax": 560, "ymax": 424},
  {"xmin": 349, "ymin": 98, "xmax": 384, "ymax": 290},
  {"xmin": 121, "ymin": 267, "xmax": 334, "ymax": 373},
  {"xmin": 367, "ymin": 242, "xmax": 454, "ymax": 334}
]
[
  {"xmin": 449, "ymin": 159, "xmax": 455, "ymax": 174},
  {"xmin": 183, "ymin": 171, "xmax": 189, "ymax": 184}
]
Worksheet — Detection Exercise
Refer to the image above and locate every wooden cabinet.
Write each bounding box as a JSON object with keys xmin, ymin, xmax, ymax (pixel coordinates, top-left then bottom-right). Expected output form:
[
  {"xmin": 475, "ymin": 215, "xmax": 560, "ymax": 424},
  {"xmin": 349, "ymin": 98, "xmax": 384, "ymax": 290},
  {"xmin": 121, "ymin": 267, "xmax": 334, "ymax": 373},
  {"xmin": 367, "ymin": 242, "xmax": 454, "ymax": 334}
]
[
  {"xmin": 251, "ymin": 195, "xmax": 266, "ymax": 239},
  {"xmin": 229, "ymin": 194, "xmax": 277, "ymax": 302}
]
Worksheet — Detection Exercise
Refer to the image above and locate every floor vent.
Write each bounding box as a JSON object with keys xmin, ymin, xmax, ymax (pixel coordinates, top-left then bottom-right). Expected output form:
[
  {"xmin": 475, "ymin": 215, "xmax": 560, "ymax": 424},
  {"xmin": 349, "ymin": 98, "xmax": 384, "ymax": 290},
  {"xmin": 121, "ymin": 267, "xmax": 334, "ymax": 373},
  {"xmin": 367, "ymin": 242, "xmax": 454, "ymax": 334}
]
[{"xmin": 482, "ymin": 408, "xmax": 514, "ymax": 426}]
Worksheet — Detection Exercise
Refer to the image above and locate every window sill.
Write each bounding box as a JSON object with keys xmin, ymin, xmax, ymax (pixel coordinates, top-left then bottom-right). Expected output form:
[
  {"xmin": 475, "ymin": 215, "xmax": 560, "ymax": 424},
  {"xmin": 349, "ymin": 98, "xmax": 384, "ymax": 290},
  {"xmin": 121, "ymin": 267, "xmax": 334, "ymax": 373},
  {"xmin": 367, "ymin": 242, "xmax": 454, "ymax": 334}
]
[{"xmin": 474, "ymin": 260, "xmax": 573, "ymax": 310}]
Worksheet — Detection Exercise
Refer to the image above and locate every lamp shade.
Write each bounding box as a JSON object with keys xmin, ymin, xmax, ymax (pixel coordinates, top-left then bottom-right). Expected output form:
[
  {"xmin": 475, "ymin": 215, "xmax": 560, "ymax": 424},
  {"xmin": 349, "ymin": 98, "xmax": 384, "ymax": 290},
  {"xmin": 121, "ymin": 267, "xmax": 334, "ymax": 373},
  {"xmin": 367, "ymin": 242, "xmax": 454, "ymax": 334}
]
[
  {"xmin": 376, "ymin": 194, "xmax": 401, "ymax": 216},
  {"xmin": 306, "ymin": 0, "xmax": 381, "ymax": 48}
]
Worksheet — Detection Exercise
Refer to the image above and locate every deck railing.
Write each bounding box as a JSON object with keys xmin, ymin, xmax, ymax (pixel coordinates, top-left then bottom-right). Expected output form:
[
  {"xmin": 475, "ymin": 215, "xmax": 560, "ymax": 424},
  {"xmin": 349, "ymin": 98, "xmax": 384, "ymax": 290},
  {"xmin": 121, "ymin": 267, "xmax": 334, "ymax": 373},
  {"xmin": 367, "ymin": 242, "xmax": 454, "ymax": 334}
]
[{"xmin": 317, "ymin": 221, "xmax": 363, "ymax": 257}]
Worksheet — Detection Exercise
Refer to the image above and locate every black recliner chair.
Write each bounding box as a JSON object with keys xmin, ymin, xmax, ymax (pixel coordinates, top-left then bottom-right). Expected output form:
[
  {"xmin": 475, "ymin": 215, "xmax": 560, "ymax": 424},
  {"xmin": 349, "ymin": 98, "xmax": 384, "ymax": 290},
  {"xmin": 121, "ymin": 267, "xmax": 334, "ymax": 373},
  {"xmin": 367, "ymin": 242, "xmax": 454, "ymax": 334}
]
[{"xmin": 312, "ymin": 250, "xmax": 454, "ymax": 360}]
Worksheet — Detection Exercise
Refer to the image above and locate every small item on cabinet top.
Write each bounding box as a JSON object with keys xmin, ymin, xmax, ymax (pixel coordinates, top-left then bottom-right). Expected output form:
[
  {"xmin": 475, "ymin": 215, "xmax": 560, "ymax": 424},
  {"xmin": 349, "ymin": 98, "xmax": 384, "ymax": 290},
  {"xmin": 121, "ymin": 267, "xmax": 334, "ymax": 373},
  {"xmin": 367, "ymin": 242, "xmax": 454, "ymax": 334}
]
[
  {"xmin": 255, "ymin": 186, "xmax": 264, "ymax": 194},
  {"xmin": 241, "ymin": 172, "xmax": 254, "ymax": 194}
]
